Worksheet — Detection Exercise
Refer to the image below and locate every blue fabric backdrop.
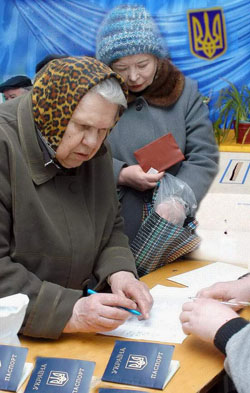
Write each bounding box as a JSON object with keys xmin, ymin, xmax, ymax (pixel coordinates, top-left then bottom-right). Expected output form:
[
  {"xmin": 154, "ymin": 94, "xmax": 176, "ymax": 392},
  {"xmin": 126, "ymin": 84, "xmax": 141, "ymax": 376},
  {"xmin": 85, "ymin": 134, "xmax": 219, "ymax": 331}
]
[{"xmin": 1, "ymin": 0, "xmax": 250, "ymax": 119}]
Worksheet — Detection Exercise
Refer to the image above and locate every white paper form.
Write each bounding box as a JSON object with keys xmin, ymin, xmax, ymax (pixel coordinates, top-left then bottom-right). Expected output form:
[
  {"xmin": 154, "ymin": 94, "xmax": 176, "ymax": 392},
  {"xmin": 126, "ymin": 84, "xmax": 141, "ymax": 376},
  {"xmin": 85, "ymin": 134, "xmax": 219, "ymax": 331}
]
[
  {"xmin": 168, "ymin": 262, "xmax": 248, "ymax": 291},
  {"xmin": 101, "ymin": 285, "xmax": 196, "ymax": 344}
]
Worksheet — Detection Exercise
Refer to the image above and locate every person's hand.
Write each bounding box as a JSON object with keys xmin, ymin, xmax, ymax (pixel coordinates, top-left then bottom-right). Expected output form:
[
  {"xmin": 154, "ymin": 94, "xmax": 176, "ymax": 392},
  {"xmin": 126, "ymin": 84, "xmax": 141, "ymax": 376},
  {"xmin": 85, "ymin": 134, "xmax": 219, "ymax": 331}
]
[
  {"xmin": 118, "ymin": 165, "xmax": 164, "ymax": 191},
  {"xmin": 109, "ymin": 271, "xmax": 153, "ymax": 319},
  {"xmin": 196, "ymin": 275, "xmax": 250, "ymax": 310},
  {"xmin": 180, "ymin": 298, "xmax": 239, "ymax": 343},
  {"xmin": 63, "ymin": 291, "xmax": 140, "ymax": 334},
  {"xmin": 155, "ymin": 198, "xmax": 186, "ymax": 226}
]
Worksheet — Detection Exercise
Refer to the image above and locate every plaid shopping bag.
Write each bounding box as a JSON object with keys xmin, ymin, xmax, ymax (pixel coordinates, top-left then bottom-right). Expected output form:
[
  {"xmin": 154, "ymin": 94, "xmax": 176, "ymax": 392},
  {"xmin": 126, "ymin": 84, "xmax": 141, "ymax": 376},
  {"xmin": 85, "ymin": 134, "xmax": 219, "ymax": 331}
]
[{"xmin": 130, "ymin": 209, "xmax": 200, "ymax": 277}]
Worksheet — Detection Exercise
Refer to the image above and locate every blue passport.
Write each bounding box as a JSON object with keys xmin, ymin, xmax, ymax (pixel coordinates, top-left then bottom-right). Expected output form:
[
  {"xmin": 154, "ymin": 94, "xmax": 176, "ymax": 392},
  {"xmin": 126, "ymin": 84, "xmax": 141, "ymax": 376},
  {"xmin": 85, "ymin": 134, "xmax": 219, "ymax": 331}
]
[
  {"xmin": 24, "ymin": 356, "xmax": 95, "ymax": 393},
  {"xmin": 102, "ymin": 340, "xmax": 179, "ymax": 390},
  {"xmin": 0, "ymin": 344, "xmax": 28, "ymax": 391}
]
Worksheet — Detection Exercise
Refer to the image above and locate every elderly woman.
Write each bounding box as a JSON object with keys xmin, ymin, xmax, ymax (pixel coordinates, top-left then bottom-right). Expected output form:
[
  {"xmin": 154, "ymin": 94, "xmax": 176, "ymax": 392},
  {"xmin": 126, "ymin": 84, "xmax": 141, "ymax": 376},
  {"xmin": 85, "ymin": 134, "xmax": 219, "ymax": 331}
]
[
  {"xmin": 0, "ymin": 56, "xmax": 152, "ymax": 339},
  {"xmin": 96, "ymin": 5, "xmax": 219, "ymax": 275}
]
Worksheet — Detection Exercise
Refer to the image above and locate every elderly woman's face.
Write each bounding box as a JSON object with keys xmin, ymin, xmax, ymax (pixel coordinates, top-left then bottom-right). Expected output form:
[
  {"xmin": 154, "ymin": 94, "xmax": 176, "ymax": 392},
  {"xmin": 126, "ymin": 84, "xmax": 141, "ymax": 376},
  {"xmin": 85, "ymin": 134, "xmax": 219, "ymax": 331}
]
[
  {"xmin": 56, "ymin": 92, "xmax": 118, "ymax": 168},
  {"xmin": 112, "ymin": 54, "xmax": 157, "ymax": 93}
]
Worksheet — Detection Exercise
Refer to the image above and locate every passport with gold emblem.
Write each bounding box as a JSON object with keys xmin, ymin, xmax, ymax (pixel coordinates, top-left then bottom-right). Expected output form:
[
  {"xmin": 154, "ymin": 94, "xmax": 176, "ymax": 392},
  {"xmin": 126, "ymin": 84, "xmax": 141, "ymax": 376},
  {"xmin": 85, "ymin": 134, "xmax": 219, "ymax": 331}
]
[{"xmin": 102, "ymin": 340, "xmax": 180, "ymax": 390}]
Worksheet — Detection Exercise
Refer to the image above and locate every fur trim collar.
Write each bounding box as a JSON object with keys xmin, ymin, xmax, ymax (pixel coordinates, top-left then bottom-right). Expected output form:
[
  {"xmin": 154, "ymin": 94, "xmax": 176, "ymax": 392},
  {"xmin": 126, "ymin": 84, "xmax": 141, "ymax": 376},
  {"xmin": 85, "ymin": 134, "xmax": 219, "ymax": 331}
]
[{"xmin": 128, "ymin": 59, "xmax": 185, "ymax": 107}]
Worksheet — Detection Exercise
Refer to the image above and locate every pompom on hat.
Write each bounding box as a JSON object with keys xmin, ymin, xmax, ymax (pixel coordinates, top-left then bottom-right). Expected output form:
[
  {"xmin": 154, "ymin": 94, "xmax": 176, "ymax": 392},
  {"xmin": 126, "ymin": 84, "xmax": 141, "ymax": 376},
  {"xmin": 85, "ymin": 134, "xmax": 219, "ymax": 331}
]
[{"xmin": 96, "ymin": 4, "xmax": 168, "ymax": 65}]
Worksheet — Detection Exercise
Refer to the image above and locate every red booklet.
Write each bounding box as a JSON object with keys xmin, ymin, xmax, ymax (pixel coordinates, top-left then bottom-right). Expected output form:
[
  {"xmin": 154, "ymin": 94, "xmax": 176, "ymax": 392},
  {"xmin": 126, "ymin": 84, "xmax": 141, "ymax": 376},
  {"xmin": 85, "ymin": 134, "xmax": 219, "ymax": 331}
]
[{"xmin": 134, "ymin": 133, "xmax": 185, "ymax": 173}]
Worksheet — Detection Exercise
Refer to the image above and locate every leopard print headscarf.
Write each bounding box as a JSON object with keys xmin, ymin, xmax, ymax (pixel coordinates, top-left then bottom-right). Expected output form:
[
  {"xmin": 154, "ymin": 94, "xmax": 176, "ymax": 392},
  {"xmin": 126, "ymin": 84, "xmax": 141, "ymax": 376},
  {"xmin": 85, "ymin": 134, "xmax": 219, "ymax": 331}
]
[{"xmin": 32, "ymin": 56, "xmax": 127, "ymax": 151}]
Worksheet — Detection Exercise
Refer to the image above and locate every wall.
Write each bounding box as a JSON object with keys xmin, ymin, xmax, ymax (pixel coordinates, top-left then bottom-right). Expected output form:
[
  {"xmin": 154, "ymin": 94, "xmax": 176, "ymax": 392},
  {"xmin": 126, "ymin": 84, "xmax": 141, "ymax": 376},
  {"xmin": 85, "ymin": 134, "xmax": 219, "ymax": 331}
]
[{"xmin": 0, "ymin": 0, "xmax": 250, "ymax": 119}]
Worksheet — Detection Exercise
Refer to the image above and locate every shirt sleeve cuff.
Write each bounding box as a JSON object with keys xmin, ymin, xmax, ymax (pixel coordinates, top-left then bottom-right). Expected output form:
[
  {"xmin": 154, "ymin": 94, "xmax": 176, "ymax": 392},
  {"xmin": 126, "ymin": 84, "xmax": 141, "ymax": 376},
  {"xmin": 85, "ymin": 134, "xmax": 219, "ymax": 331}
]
[
  {"xmin": 214, "ymin": 317, "xmax": 249, "ymax": 355},
  {"xmin": 23, "ymin": 281, "xmax": 83, "ymax": 339}
]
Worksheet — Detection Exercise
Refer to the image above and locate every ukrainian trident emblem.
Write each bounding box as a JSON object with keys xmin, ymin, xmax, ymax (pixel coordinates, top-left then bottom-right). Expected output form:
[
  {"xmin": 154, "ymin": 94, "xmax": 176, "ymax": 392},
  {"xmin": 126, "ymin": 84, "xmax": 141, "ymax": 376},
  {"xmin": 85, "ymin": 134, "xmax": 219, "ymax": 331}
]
[
  {"xmin": 46, "ymin": 371, "xmax": 69, "ymax": 386},
  {"xmin": 125, "ymin": 354, "xmax": 148, "ymax": 370},
  {"xmin": 187, "ymin": 8, "xmax": 227, "ymax": 60}
]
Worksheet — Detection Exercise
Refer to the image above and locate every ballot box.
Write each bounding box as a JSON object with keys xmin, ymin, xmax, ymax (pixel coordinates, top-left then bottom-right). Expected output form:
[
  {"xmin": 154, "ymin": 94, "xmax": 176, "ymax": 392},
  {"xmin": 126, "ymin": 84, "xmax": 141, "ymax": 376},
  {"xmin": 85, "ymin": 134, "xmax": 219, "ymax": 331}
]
[{"xmin": 189, "ymin": 151, "xmax": 250, "ymax": 268}]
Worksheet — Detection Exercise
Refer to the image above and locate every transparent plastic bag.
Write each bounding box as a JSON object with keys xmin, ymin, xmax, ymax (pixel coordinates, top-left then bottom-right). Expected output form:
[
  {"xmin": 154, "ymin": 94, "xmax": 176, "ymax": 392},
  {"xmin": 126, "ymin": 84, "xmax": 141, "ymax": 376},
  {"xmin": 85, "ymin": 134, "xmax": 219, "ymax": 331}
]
[{"xmin": 154, "ymin": 173, "xmax": 197, "ymax": 226}]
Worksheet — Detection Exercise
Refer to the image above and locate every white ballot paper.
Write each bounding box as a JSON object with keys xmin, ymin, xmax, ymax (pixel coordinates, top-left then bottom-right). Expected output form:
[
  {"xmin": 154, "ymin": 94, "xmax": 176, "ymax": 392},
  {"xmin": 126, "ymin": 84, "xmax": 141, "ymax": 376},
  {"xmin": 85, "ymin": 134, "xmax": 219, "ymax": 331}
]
[
  {"xmin": 101, "ymin": 285, "xmax": 196, "ymax": 344},
  {"xmin": 100, "ymin": 263, "xmax": 248, "ymax": 344},
  {"xmin": 168, "ymin": 261, "xmax": 248, "ymax": 291}
]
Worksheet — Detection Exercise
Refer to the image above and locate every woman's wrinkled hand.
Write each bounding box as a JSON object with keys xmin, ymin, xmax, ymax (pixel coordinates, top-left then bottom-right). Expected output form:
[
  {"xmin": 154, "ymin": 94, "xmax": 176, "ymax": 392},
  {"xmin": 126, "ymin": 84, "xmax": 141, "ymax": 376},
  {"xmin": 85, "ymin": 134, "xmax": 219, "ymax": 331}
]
[
  {"xmin": 63, "ymin": 291, "xmax": 139, "ymax": 333},
  {"xmin": 63, "ymin": 271, "xmax": 153, "ymax": 333},
  {"xmin": 109, "ymin": 271, "xmax": 153, "ymax": 320},
  {"xmin": 118, "ymin": 165, "xmax": 164, "ymax": 191}
]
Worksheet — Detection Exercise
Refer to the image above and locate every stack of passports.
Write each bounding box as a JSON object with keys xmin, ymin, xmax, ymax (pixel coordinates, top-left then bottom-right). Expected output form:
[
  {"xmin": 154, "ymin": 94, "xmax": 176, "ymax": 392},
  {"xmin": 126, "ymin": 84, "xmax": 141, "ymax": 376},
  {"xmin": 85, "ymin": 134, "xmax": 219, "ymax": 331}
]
[{"xmin": 102, "ymin": 340, "xmax": 180, "ymax": 390}]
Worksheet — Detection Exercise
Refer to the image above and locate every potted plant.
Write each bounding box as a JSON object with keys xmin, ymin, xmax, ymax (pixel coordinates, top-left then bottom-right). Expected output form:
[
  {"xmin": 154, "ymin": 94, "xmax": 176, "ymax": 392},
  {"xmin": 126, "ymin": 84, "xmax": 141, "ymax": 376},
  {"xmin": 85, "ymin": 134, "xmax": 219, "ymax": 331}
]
[{"xmin": 213, "ymin": 79, "xmax": 250, "ymax": 144}]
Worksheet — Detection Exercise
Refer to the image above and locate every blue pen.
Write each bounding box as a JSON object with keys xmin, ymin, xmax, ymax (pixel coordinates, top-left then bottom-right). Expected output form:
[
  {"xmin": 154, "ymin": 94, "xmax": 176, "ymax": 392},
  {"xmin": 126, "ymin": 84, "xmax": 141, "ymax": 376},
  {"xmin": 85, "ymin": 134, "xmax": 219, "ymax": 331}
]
[{"xmin": 87, "ymin": 289, "xmax": 142, "ymax": 316}]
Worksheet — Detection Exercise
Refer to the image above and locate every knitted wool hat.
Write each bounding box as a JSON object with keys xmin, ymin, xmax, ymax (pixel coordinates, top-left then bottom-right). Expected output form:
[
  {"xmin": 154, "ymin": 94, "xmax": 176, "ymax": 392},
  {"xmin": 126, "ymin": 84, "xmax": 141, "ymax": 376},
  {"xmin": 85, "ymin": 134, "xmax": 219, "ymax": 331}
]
[{"xmin": 96, "ymin": 5, "xmax": 168, "ymax": 65}]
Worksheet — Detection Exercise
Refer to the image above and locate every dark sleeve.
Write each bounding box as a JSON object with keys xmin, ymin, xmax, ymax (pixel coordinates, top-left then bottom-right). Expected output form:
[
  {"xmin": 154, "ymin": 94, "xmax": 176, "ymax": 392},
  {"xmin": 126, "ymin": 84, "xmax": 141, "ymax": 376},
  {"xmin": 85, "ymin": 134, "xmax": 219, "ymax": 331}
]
[
  {"xmin": 214, "ymin": 317, "xmax": 249, "ymax": 355},
  {"xmin": 112, "ymin": 157, "xmax": 128, "ymax": 184}
]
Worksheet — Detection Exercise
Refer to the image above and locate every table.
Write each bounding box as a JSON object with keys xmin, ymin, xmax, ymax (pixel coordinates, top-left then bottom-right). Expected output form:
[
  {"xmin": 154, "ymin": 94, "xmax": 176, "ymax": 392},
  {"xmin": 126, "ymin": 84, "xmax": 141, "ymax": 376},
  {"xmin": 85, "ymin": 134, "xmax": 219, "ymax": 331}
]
[
  {"xmin": 218, "ymin": 129, "xmax": 250, "ymax": 152},
  {"xmin": 18, "ymin": 260, "xmax": 250, "ymax": 393}
]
